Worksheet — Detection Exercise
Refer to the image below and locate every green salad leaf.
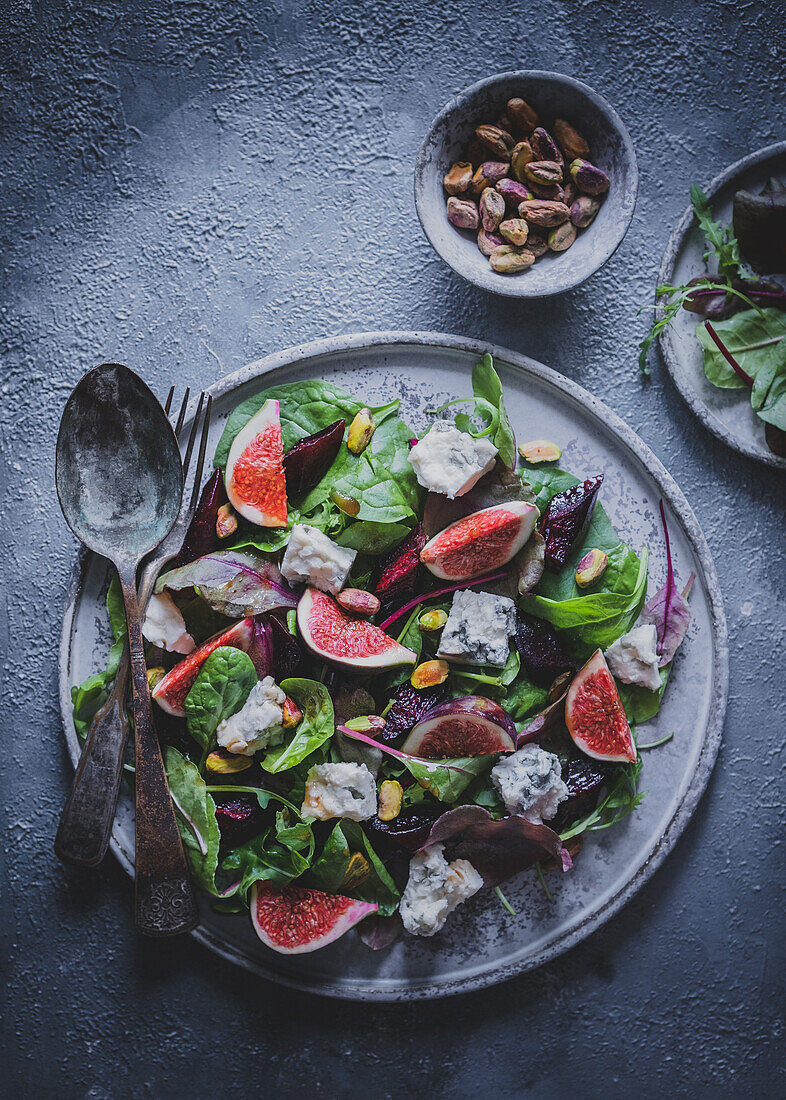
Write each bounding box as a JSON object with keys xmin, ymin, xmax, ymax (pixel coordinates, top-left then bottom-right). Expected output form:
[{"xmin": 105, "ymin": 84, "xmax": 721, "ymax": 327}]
[
  {"xmin": 336, "ymin": 519, "xmax": 411, "ymax": 555},
  {"xmin": 165, "ymin": 746, "xmax": 220, "ymax": 894},
  {"xmin": 618, "ymin": 667, "xmax": 670, "ymax": 725},
  {"xmin": 401, "ymin": 754, "xmax": 496, "ymax": 803},
  {"xmin": 184, "ymin": 647, "xmax": 257, "ymax": 750},
  {"xmin": 690, "ymin": 182, "xmax": 742, "ymax": 278},
  {"xmin": 309, "ymin": 820, "xmax": 400, "ymax": 916},
  {"xmin": 696, "ymin": 308, "xmax": 786, "ymax": 430},
  {"xmin": 559, "ymin": 757, "xmax": 644, "ymax": 841},
  {"xmin": 260, "ymin": 678, "xmax": 335, "ymax": 773},
  {"xmin": 466, "ymin": 354, "xmax": 517, "ymax": 468},
  {"xmin": 221, "ymin": 811, "xmax": 315, "ymax": 897},
  {"xmin": 71, "ymin": 573, "xmax": 126, "ymax": 739}
]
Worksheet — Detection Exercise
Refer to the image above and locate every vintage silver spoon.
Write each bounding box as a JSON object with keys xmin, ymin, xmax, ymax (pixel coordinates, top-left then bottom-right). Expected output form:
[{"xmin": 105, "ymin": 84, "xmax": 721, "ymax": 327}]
[{"xmin": 56, "ymin": 362, "xmax": 199, "ymax": 936}]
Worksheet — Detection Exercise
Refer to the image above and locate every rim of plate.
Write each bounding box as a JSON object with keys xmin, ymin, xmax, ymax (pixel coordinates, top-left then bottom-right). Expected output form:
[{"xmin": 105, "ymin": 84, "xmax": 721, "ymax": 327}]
[
  {"xmin": 59, "ymin": 330, "xmax": 728, "ymax": 1000},
  {"xmin": 657, "ymin": 140, "xmax": 786, "ymax": 470}
]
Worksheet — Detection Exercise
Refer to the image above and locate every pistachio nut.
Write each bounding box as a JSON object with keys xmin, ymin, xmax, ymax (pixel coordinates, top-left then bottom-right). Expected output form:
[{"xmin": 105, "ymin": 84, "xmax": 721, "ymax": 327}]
[
  {"xmin": 477, "ymin": 228, "xmax": 503, "ymax": 256},
  {"xmin": 525, "ymin": 231, "xmax": 549, "ymax": 258},
  {"xmin": 548, "ymin": 221, "xmax": 577, "ymax": 251},
  {"xmin": 446, "ymin": 195, "xmax": 479, "ymax": 229},
  {"xmin": 499, "ymin": 218, "xmax": 530, "ymax": 246},
  {"xmin": 530, "ymin": 127, "xmax": 563, "ymax": 164},
  {"xmin": 496, "ymin": 112, "xmax": 512, "ymax": 133},
  {"xmin": 518, "ymin": 439, "xmax": 562, "ymax": 464},
  {"xmin": 489, "ymin": 245, "xmax": 535, "ymax": 273},
  {"xmin": 523, "ymin": 160, "xmax": 564, "ymax": 186},
  {"xmin": 282, "ymin": 695, "xmax": 303, "ymax": 728},
  {"xmin": 562, "ymin": 180, "xmax": 577, "ymax": 207},
  {"xmin": 443, "ymin": 160, "xmax": 473, "ymax": 196},
  {"xmin": 575, "ymin": 548, "xmax": 609, "ymax": 588},
  {"xmin": 569, "ymin": 158, "xmax": 610, "ymax": 195},
  {"xmin": 340, "ymin": 852, "xmax": 371, "ymax": 891},
  {"xmin": 471, "ymin": 160, "xmax": 509, "ymax": 193},
  {"xmin": 206, "ymin": 750, "xmax": 254, "ymax": 775},
  {"xmin": 496, "ymin": 177, "xmax": 532, "ymax": 208},
  {"xmin": 475, "ymin": 124, "xmax": 514, "ymax": 160},
  {"xmin": 511, "ymin": 139, "xmax": 535, "ymax": 183},
  {"xmin": 344, "ymin": 714, "xmax": 387, "ymax": 735},
  {"xmin": 337, "ymin": 588, "xmax": 381, "ymax": 616},
  {"xmin": 216, "ymin": 502, "xmax": 238, "ymax": 539},
  {"xmin": 418, "ymin": 608, "xmax": 448, "ymax": 632},
  {"xmin": 553, "ymin": 118, "xmax": 590, "ymax": 162},
  {"xmin": 378, "ymin": 780, "xmax": 404, "ymax": 822},
  {"xmin": 507, "ymin": 96, "xmax": 539, "ymax": 132},
  {"xmin": 526, "ymin": 180, "xmax": 564, "ymax": 202},
  {"xmin": 147, "ymin": 666, "xmax": 166, "ymax": 691},
  {"xmin": 329, "ymin": 488, "xmax": 360, "ymax": 517},
  {"xmin": 570, "ymin": 194, "xmax": 601, "ymax": 228},
  {"xmin": 410, "ymin": 659, "xmax": 450, "ymax": 689},
  {"xmin": 518, "ymin": 199, "xmax": 571, "ymax": 227},
  {"xmin": 347, "ymin": 407, "xmax": 375, "ymax": 454},
  {"xmin": 480, "ymin": 187, "xmax": 505, "ymax": 231}
]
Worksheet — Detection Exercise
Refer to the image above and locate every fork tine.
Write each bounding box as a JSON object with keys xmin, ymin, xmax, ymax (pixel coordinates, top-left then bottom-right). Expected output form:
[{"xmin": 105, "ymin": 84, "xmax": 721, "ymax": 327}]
[
  {"xmin": 188, "ymin": 395, "xmax": 212, "ymax": 512},
  {"xmin": 180, "ymin": 391, "xmax": 205, "ymax": 480},
  {"xmin": 164, "ymin": 385, "xmax": 175, "ymax": 416},
  {"xmin": 173, "ymin": 387, "xmax": 190, "ymax": 438}
]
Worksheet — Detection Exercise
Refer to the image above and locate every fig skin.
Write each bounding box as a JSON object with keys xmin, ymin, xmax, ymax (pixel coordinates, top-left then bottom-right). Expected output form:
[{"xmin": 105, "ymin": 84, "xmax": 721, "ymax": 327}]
[
  {"xmin": 539, "ymin": 474, "xmax": 603, "ymax": 572},
  {"xmin": 282, "ymin": 419, "xmax": 345, "ymax": 499}
]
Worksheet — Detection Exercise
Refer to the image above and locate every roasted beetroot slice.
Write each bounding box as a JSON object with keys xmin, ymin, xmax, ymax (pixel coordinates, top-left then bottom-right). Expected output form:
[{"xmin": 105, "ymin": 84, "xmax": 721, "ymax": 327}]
[
  {"xmin": 554, "ymin": 755, "xmax": 610, "ymax": 826},
  {"xmin": 515, "ymin": 612, "xmax": 574, "ymax": 686},
  {"xmin": 363, "ymin": 805, "xmax": 443, "ymax": 855},
  {"xmin": 379, "ymin": 680, "xmax": 448, "ymax": 745},
  {"xmin": 215, "ymin": 794, "xmax": 268, "ymax": 852},
  {"xmin": 283, "ymin": 419, "xmax": 345, "ymax": 499},
  {"xmin": 168, "ymin": 468, "xmax": 228, "ymax": 570},
  {"xmin": 374, "ymin": 523, "xmax": 426, "ymax": 605},
  {"xmin": 269, "ymin": 612, "xmax": 307, "ymax": 679},
  {"xmin": 539, "ymin": 474, "xmax": 603, "ymax": 573}
]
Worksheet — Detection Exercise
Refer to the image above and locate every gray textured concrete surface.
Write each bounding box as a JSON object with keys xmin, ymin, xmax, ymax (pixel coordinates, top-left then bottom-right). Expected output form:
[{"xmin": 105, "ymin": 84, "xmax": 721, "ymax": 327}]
[{"xmin": 1, "ymin": 1, "xmax": 784, "ymax": 1096}]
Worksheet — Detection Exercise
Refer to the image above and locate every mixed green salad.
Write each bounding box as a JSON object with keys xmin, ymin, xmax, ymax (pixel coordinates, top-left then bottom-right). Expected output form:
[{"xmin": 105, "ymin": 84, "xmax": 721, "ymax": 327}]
[{"xmin": 72, "ymin": 357, "xmax": 693, "ymax": 952}]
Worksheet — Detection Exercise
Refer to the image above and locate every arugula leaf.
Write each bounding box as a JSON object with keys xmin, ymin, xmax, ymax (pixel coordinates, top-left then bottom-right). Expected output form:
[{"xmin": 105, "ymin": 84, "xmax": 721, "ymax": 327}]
[
  {"xmin": 184, "ymin": 647, "xmax": 257, "ymax": 750},
  {"xmin": 260, "ymin": 677, "xmax": 335, "ymax": 773},
  {"xmin": 690, "ymin": 184, "xmax": 741, "ymax": 278},
  {"xmin": 165, "ymin": 745, "xmax": 220, "ymax": 894},
  {"xmin": 221, "ymin": 811, "xmax": 315, "ymax": 898},
  {"xmin": 559, "ymin": 757, "xmax": 644, "ymax": 841}
]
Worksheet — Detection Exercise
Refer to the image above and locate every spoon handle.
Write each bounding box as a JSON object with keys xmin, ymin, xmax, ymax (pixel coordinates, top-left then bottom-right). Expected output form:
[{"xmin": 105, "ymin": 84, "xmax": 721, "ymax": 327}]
[{"xmin": 118, "ymin": 568, "xmax": 199, "ymax": 937}]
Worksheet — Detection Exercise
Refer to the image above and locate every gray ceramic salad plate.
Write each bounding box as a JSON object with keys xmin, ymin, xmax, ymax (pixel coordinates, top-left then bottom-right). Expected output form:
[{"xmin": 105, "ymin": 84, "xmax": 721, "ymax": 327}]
[
  {"xmin": 59, "ymin": 332, "xmax": 727, "ymax": 1000},
  {"xmin": 658, "ymin": 141, "xmax": 786, "ymax": 470}
]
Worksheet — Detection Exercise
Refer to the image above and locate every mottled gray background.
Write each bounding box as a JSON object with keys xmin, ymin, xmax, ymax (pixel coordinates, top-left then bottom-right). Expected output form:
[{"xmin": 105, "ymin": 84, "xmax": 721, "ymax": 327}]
[{"xmin": 1, "ymin": 1, "xmax": 784, "ymax": 1096}]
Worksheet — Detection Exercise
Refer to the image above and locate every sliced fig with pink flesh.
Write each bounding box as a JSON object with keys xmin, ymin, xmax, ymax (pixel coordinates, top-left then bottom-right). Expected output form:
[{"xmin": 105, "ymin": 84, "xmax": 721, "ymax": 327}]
[
  {"xmin": 378, "ymin": 681, "xmax": 449, "ymax": 745},
  {"xmin": 297, "ymin": 588, "xmax": 417, "ymax": 672},
  {"xmin": 168, "ymin": 468, "xmax": 228, "ymax": 570},
  {"xmin": 225, "ymin": 399, "xmax": 288, "ymax": 527},
  {"xmin": 402, "ymin": 696, "xmax": 516, "ymax": 757},
  {"xmin": 283, "ymin": 419, "xmax": 345, "ymax": 499},
  {"xmin": 539, "ymin": 475, "xmax": 603, "ymax": 573},
  {"xmin": 152, "ymin": 616, "xmax": 271, "ymax": 716},
  {"xmin": 565, "ymin": 649, "xmax": 636, "ymax": 763},
  {"xmin": 374, "ymin": 523, "xmax": 426, "ymax": 606},
  {"xmin": 514, "ymin": 612, "xmax": 574, "ymax": 685},
  {"xmin": 250, "ymin": 882, "xmax": 377, "ymax": 954},
  {"xmin": 422, "ymin": 461, "xmax": 535, "ymax": 539},
  {"xmin": 420, "ymin": 501, "xmax": 538, "ymax": 581}
]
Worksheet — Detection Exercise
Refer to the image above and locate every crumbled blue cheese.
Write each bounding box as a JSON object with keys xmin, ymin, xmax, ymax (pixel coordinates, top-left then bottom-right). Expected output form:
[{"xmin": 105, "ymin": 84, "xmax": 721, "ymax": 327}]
[
  {"xmin": 141, "ymin": 592, "xmax": 195, "ymax": 654},
  {"xmin": 437, "ymin": 588, "xmax": 516, "ymax": 666},
  {"xmin": 301, "ymin": 762, "xmax": 377, "ymax": 822},
  {"xmin": 605, "ymin": 623, "xmax": 661, "ymax": 691},
  {"xmin": 216, "ymin": 676, "xmax": 286, "ymax": 756},
  {"xmin": 399, "ymin": 844, "xmax": 483, "ymax": 937},
  {"xmin": 491, "ymin": 745, "xmax": 568, "ymax": 824},
  {"xmin": 279, "ymin": 523, "xmax": 356, "ymax": 594},
  {"xmin": 407, "ymin": 421, "xmax": 497, "ymax": 499}
]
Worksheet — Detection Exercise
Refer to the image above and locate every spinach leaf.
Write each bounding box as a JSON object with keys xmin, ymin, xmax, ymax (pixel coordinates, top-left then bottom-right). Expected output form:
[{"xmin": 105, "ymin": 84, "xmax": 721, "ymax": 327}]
[
  {"xmin": 469, "ymin": 354, "xmax": 516, "ymax": 468},
  {"xmin": 336, "ymin": 520, "xmax": 411, "ymax": 555},
  {"xmin": 618, "ymin": 667, "xmax": 670, "ymax": 725},
  {"xmin": 260, "ymin": 678, "xmax": 335, "ymax": 773},
  {"xmin": 309, "ymin": 821, "xmax": 401, "ymax": 916},
  {"xmin": 696, "ymin": 307, "xmax": 786, "ymax": 389},
  {"xmin": 184, "ymin": 647, "xmax": 257, "ymax": 750},
  {"xmin": 221, "ymin": 811, "xmax": 315, "ymax": 898},
  {"xmin": 165, "ymin": 745, "xmax": 220, "ymax": 894},
  {"xmin": 503, "ymin": 669, "xmax": 549, "ymax": 725},
  {"xmin": 106, "ymin": 573, "xmax": 126, "ymax": 639},
  {"xmin": 71, "ymin": 574, "xmax": 125, "ymax": 740},
  {"xmin": 402, "ymin": 754, "xmax": 495, "ymax": 803}
]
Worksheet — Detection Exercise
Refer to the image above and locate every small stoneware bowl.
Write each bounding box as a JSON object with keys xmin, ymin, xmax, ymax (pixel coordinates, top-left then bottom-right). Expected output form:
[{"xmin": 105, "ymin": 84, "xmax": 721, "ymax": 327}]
[{"xmin": 415, "ymin": 71, "xmax": 638, "ymax": 298}]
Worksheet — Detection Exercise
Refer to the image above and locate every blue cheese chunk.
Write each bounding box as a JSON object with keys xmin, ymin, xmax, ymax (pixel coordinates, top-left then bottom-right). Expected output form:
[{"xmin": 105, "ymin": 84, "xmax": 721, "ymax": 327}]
[
  {"xmin": 605, "ymin": 623, "xmax": 661, "ymax": 691},
  {"xmin": 301, "ymin": 762, "xmax": 377, "ymax": 822},
  {"xmin": 399, "ymin": 844, "xmax": 483, "ymax": 937},
  {"xmin": 437, "ymin": 588, "xmax": 516, "ymax": 666},
  {"xmin": 491, "ymin": 745, "xmax": 568, "ymax": 824},
  {"xmin": 280, "ymin": 523, "xmax": 356, "ymax": 594},
  {"xmin": 407, "ymin": 421, "xmax": 497, "ymax": 499},
  {"xmin": 217, "ymin": 676, "xmax": 286, "ymax": 756}
]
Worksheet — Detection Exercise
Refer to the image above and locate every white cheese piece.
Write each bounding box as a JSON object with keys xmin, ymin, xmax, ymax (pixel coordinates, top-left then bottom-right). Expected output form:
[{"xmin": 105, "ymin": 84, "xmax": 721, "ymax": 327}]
[
  {"xmin": 141, "ymin": 592, "xmax": 195, "ymax": 654},
  {"xmin": 437, "ymin": 588, "xmax": 516, "ymax": 666},
  {"xmin": 605, "ymin": 623, "xmax": 661, "ymax": 691},
  {"xmin": 279, "ymin": 523, "xmax": 356, "ymax": 594},
  {"xmin": 399, "ymin": 844, "xmax": 483, "ymax": 937},
  {"xmin": 491, "ymin": 745, "xmax": 568, "ymax": 824},
  {"xmin": 301, "ymin": 762, "xmax": 377, "ymax": 822},
  {"xmin": 216, "ymin": 676, "xmax": 286, "ymax": 756},
  {"xmin": 407, "ymin": 421, "xmax": 497, "ymax": 499}
]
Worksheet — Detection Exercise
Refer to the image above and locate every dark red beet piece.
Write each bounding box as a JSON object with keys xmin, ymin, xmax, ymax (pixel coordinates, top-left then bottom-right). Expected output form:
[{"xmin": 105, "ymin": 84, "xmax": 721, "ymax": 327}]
[
  {"xmin": 215, "ymin": 795, "xmax": 268, "ymax": 852},
  {"xmin": 374, "ymin": 523, "xmax": 426, "ymax": 606},
  {"xmin": 554, "ymin": 755, "xmax": 609, "ymax": 827},
  {"xmin": 539, "ymin": 474, "xmax": 603, "ymax": 573},
  {"xmin": 283, "ymin": 419, "xmax": 345, "ymax": 498},
  {"xmin": 378, "ymin": 680, "xmax": 448, "ymax": 745},
  {"xmin": 168, "ymin": 468, "xmax": 228, "ymax": 570},
  {"xmin": 269, "ymin": 612, "xmax": 307, "ymax": 679},
  {"xmin": 514, "ymin": 612, "xmax": 574, "ymax": 686},
  {"xmin": 363, "ymin": 805, "xmax": 443, "ymax": 855}
]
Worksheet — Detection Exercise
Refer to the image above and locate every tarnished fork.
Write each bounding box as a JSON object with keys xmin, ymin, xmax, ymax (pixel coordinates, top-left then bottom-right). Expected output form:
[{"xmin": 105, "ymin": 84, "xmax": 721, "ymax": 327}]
[{"xmin": 55, "ymin": 389, "xmax": 213, "ymax": 870}]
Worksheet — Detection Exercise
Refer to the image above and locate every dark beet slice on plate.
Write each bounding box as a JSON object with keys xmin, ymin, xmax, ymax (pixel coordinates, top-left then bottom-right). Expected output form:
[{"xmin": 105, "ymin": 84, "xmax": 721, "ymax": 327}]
[
  {"xmin": 269, "ymin": 612, "xmax": 307, "ymax": 679},
  {"xmin": 514, "ymin": 612, "xmax": 574, "ymax": 686},
  {"xmin": 168, "ymin": 468, "xmax": 228, "ymax": 570},
  {"xmin": 215, "ymin": 794, "xmax": 268, "ymax": 852},
  {"xmin": 363, "ymin": 805, "xmax": 443, "ymax": 856},
  {"xmin": 539, "ymin": 474, "xmax": 603, "ymax": 572},
  {"xmin": 378, "ymin": 680, "xmax": 448, "ymax": 745},
  {"xmin": 554, "ymin": 755, "xmax": 610, "ymax": 828},
  {"xmin": 374, "ymin": 523, "xmax": 426, "ymax": 607},
  {"xmin": 283, "ymin": 419, "xmax": 345, "ymax": 498}
]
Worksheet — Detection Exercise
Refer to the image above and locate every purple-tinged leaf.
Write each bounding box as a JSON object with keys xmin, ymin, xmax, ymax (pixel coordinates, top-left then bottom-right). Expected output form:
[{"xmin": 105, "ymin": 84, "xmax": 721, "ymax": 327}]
[
  {"xmin": 641, "ymin": 502, "xmax": 692, "ymax": 667},
  {"xmin": 418, "ymin": 805, "xmax": 568, "ymax": 888},
  {"xmin": 169, "ymin": 469, "xmax": 228, "ymax": 570},
  {"xmin": 155, "ymin": 550, "xmax": 298, "ymax": 618},
  {"xmin": 358, "ymin": 913, "xmax": 402, "ymax": 950}
]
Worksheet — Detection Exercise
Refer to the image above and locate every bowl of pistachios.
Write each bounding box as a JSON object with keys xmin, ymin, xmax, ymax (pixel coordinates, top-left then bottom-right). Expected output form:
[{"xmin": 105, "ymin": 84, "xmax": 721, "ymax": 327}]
[{"xmin": 415, "ymin": 71, "xmax": 638, "ymax": 297}]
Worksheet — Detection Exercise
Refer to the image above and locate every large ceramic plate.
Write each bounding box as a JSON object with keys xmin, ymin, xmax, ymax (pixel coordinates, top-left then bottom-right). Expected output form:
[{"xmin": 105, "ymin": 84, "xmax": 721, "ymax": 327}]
[
  {"xmin": 658, "ymin": 142, "xmax": 786, "ymax": 469},
  {"xmin": 59, "ymin": 332, "xmax": 728, "ymax": 1000}
]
